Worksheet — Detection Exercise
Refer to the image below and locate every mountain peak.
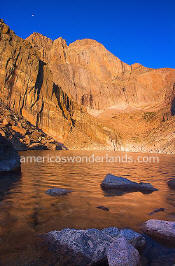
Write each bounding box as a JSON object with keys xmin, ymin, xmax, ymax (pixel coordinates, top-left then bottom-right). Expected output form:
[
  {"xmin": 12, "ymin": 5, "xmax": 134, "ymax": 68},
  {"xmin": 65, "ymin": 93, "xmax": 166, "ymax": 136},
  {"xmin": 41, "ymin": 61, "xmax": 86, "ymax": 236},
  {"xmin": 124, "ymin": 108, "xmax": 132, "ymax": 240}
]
[
  {"xmin": 27, "ymin": 32, "xmax": 52, "ymax": 41},
  {"xmin": 69, "ymin": 38, "xmax": 103, "ymax": 48}
]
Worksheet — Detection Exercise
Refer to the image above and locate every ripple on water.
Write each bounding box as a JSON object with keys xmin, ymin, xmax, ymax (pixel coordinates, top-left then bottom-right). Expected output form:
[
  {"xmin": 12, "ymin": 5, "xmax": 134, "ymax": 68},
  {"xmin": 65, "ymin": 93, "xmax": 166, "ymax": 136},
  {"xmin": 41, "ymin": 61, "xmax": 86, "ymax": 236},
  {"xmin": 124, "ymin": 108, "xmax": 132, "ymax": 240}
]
[{"xmin": 0, "ymin": 151, "xmax": 175, "ymax": 263}]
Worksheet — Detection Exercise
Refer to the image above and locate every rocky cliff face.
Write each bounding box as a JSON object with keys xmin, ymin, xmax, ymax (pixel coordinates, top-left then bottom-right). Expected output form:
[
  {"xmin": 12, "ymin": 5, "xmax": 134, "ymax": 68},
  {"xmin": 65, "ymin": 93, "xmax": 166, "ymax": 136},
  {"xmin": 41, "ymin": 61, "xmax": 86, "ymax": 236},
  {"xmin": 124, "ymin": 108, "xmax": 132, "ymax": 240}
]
[
  {"xmin": 0, "ymin": 20, "xmax": 116, "ymax": 150},
  {"xmin": 27, "ymin": 33, "xmax": 175, "ymax": 114},
  {"xmin": 1, "ymin": 19, "xmax": 175, "ymax": 153},
  {"xmin": 26, "ymin": 30, "xmax": 175, "ymax": 154}
]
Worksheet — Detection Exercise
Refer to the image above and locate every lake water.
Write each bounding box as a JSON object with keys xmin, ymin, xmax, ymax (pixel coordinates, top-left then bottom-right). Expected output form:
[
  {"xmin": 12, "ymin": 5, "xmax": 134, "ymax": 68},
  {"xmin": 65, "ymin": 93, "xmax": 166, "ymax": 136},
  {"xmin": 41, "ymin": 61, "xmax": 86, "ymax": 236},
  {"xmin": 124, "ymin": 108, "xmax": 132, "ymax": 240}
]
[{"xmin": 0, "ymin": 151, "xmax": 175, "ymax": 264}]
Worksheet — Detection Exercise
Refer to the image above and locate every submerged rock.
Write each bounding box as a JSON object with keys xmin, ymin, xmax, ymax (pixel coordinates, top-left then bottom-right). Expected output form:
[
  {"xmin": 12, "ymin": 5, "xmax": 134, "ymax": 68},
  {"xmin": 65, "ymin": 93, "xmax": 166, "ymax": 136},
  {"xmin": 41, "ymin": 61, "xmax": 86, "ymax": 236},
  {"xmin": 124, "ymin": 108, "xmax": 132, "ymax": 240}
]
[
  {"xmin": 96, "ymin": 206, "xmax": 109, "ymax": 211},
  {"xmin": 167, "ymin": 178, "xmax": 175, "ymax": 189},
  {"xmin": 101, "ymin": 174, "xmax": 158, "ymax": 193},
  {"xmin": 0, "ymin": 134, "xmax": 21, "ymax": 174},
  {"xmin": 142, "ymin": 219, "xmax": 175, "ymax": 245},
  {"xmin": 149, "ymin": 208, "xmax": 165, "ymax": 216},
  {"xmin": 42, "ymin": 227, "xmax": 145, "ymax": 265},
  {"xmin": 107, "ymin": 237, "xmax": 140, "ymax": 266},
  {"xmin": 45, "ymin": 187, "xmax": 72, "ymax": 196}
]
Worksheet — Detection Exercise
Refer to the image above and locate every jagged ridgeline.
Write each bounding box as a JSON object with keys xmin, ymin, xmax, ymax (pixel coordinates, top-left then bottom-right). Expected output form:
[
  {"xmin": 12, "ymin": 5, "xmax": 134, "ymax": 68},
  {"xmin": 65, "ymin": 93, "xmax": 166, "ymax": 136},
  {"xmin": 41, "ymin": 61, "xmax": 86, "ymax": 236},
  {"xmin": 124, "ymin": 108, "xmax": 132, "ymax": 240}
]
[{"xmin": 0, "ymin": 19, "xmax": 116, "ymax": 149}]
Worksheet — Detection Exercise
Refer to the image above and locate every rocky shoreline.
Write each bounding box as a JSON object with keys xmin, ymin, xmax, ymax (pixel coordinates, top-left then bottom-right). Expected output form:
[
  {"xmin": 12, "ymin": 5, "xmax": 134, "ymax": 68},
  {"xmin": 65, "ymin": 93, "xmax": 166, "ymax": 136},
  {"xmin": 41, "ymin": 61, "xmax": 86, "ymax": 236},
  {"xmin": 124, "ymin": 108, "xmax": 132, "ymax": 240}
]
[{"xmin": 40, "ymin": 219, "xmax": 175, "ymax": 266}]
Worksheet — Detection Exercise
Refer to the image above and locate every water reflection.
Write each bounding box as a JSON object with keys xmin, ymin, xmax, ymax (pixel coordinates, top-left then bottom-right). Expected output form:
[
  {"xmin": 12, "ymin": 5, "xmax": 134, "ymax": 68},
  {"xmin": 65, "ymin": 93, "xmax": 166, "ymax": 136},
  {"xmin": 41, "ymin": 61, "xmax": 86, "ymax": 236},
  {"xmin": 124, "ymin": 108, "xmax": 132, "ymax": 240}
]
[
  {"xmin": 0, "ymin": 151, "xmax": 175, "ymax": 263},
  {"xmin": 102, "ymin": 189, "xmax": 155, "ymax": 197},
  {"xmin": 0, "ymin": 172, "xmax": 21, "ymax": 201}
]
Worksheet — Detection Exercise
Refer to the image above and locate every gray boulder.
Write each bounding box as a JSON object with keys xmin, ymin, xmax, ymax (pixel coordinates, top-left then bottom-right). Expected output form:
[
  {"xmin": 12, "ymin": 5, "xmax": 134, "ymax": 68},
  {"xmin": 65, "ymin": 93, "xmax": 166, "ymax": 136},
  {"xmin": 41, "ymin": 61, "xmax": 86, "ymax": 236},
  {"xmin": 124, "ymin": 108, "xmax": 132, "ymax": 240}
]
[
  {"xmin": 101, "ymin": 227, "xmax": 120, "ymax": 238},
  {"xmin": 101, "ymin": 174, "xmax": 158, "ymax": 193},
  {"xmin": 142, "ymin": 219, "xmax": 175, "ymax": 245},
  {"xmin": 0, "ymin": 134, "xmax": 21, "ymax": 174},
  {"xmin": 107, "ymin": 237, "xmax": 140, "ymax": 266},
  {"xmin": 42, "ymin": 227, "xmax": 145, "ymax": 265},
  {"xmin": 117, "ymin": 229, "xmax": 145, "ymax": 249},
  {"xmin": 101, "ymin": 227, "xmax": 145, "ymax": 249},
  {"xmin": 46, "ymin": 187, "xmax": 72, "ymax": 196}
]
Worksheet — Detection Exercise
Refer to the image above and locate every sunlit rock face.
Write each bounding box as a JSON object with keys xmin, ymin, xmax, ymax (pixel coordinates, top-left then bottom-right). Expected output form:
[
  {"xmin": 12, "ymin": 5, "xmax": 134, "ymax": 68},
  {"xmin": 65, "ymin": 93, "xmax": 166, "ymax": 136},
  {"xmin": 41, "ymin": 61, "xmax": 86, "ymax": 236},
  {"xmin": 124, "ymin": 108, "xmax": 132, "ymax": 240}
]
[
  {"xmin": 26, "ymin": 31, "xmax": 175, "ymax": 153},
  {"xmin": 0, "ymin": 20, "xmax": 117, "ymax": 150},
  {"xmin": 0, "ymin": 24, "xmax": 70, "ymax": 142},
  {"xmin": 27, "ymin": 33, "xmax": 175, "ymax": 113},
  {"xmin": 1, "ymin": 18, "xmax": 175, "ymax": 152}
]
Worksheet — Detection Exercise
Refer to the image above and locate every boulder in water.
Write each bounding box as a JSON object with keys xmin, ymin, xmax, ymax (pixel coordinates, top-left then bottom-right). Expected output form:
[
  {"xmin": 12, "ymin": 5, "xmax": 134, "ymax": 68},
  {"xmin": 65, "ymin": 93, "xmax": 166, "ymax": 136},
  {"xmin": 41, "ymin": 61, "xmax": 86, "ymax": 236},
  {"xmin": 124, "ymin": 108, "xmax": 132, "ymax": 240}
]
[
  {"xmin": 101, "ymin": 174, "xmax": 158, "ymax": 193},
  {"xmin": 142, "ymin": 219, "xmax": 175, "ymax": 245},
  {"xmin": 0, "ymin": 134, "xmax": 21, "ymax": 175},
  {"xmin": 46, "ymin": 187, "xmax": 72, "ymax": 196}
]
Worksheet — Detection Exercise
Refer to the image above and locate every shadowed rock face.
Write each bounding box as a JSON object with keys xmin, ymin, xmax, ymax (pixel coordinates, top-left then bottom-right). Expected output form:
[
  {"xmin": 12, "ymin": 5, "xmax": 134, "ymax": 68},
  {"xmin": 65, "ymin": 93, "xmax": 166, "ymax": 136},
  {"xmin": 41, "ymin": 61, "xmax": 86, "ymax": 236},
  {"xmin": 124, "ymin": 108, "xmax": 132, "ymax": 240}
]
[
  {"xmin": 0, "ymin": 20, "xmax": 116, "ymax": 150},
  {"xmin": 0, "ymin": 134, "xmax": 21, "ymax": 174},
  {"xmin": 0, "ymin": 134, "xmax": 21, "ymax": 202}
]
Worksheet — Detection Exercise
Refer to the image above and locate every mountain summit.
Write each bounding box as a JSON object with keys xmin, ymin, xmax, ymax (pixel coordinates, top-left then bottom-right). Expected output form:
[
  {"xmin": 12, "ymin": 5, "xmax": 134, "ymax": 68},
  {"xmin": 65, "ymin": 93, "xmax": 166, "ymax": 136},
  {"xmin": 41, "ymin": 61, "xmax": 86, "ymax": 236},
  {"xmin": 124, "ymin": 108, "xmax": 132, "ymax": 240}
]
[
  {"xmin": 1, "ymin": 19, "xmax": 175, "ymax": 153},
  {"xmin": 27, "ymin": 32, "xmax": 175, "ymax": 114}
]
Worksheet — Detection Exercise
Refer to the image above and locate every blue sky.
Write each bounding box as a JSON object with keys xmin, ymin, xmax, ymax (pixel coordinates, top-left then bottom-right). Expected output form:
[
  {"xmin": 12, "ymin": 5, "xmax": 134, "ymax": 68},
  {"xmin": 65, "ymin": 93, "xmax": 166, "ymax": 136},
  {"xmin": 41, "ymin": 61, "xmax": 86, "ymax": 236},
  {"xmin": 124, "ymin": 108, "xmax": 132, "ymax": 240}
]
[{"xmin": 1, "ymin": 0, "xmax": 175, "ymax": 68}]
